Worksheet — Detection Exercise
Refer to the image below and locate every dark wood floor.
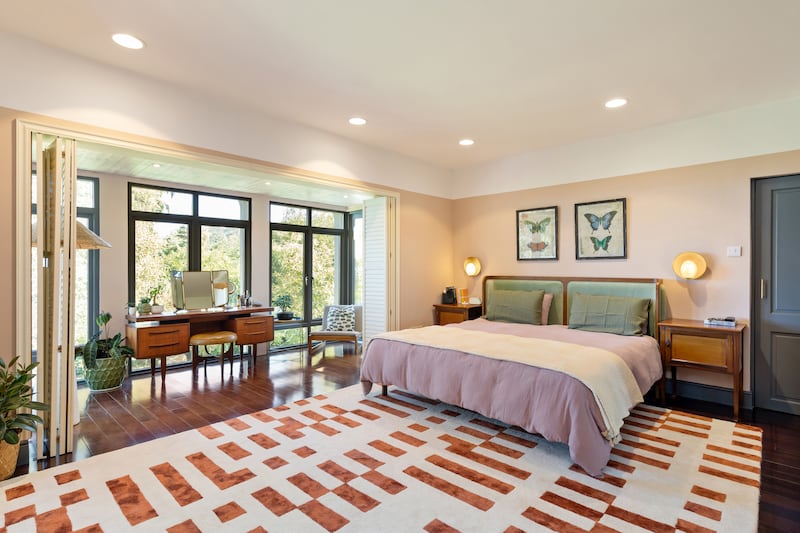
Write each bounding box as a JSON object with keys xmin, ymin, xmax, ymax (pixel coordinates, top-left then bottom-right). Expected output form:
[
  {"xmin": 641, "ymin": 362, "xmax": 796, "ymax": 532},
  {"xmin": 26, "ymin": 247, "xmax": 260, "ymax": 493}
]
[{"xmin": 14, "ymin": 344, "xmax": 800, "ymax": 532}]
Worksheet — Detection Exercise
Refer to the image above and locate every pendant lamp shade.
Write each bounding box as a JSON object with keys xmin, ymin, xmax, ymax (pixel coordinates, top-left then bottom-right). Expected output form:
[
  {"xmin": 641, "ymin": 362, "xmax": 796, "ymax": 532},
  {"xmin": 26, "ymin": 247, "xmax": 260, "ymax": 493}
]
[{"xmin": 31, "ymin": 220, "xmax": 112, "ymax": 249}]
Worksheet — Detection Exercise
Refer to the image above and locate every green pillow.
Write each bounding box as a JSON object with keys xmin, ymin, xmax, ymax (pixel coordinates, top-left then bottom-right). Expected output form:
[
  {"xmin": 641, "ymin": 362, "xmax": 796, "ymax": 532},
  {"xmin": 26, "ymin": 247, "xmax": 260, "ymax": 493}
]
[
  {"xmin": 486, "ymin": 289, "xmax": 544, "ymax": 324},
  {"xmin": 568, "ymin": 293, "xmax": 650, "ymax": 336}
]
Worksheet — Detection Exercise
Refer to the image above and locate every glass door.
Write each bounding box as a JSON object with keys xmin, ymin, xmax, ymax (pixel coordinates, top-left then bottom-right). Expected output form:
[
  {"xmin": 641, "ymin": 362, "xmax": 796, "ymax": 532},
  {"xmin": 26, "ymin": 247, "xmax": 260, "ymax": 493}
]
[{"xmin": 270, "ymin": 203, "xmax": 350, "ymax": 349}]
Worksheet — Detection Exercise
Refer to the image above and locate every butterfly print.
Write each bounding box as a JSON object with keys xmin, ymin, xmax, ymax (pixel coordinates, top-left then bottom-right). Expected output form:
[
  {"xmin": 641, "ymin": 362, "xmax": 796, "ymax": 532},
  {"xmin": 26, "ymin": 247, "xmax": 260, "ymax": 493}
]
[
  {"xmin": 524, "ymin": 217, "xmax": 550, "ymax": 234},
  {"xmin": 590, "ymin": 235, "xmax": 612, "ymax": 251},
  {"xmin": 584, "ymin": 211, "xmax": 617, "ymax": 232},
  {"xmin": 528, "ymin": 241, "xmax": 548, "ymax": 252}
]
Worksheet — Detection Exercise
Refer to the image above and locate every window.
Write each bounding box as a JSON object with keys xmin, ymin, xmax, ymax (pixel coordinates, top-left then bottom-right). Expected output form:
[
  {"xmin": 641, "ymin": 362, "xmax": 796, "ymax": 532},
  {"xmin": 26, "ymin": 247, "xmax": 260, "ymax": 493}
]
[
  {"xmin": 129, "ymin": 183, "xmax": 251, "ymax": 371},
  {"xmin": 270, "ymin": 202, "xmax": 353, "ymax": 349}
]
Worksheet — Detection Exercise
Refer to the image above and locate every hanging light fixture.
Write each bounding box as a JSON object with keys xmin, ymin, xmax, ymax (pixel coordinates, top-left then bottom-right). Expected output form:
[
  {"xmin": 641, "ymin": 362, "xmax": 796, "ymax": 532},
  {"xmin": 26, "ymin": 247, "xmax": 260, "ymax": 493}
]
[{"xmin": 32, "ymin": 220, "xmax": 111, "ymax": 249}]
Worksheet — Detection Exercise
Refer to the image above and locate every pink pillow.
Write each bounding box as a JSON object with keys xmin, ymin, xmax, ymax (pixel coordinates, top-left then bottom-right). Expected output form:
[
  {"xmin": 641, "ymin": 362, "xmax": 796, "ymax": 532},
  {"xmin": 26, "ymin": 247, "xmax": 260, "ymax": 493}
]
[{"xmin": 541, "ymin": 292, "xmax": 554, "ymax": 325}]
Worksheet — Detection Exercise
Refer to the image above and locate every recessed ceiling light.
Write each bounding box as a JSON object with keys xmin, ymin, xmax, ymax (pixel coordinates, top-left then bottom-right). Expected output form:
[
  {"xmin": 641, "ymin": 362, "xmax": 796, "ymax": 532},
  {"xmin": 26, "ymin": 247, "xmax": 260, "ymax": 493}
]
[
  {"xmin": 459, "ymin": 139, "xmax": 475, "ymax": 146},
  {"xmin": 348, "ymin": 117, "xmax": 367, "ymax": 126},
  {"xmin": 264, "ymin": 181, "xmax": 272, "ymax": 186},
  {"xmin": 152, "ymin": 163, "xmax": 161, "ymax": 168},
  {"xmin": 112, "ymin": 33, "xmax": 145, "ymax": 50},
  {"xmin": 605, "ymin": 98, "xmax": 627, "ymax": 109}
]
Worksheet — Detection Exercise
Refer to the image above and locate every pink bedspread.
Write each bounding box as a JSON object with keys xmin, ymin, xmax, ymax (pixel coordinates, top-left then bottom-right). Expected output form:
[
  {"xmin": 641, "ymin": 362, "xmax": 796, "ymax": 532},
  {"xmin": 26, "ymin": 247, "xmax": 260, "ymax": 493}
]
[{"xmin": 360, "ymin": 319, "xmax": 662, "ymax": 476}]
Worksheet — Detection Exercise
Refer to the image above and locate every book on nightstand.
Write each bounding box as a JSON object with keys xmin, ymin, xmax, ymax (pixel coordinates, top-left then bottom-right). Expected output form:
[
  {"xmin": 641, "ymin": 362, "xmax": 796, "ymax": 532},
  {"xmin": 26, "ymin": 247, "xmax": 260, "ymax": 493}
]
[{"xmin": 704, "ymin": 316, "xmax": 737, "ymax": 327}]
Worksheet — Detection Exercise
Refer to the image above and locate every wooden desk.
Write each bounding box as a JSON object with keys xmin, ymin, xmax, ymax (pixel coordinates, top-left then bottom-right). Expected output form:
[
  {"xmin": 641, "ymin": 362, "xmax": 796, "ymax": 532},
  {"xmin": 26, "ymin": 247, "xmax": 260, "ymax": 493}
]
[{"xmin": 126, "ymin": 306, "xmax": 274, "ymax": 379}]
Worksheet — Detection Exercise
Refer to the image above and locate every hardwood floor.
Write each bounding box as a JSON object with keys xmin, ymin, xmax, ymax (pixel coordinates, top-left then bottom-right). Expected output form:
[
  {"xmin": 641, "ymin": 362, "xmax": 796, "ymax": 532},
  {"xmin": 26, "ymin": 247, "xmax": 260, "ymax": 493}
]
[{"xmin": 14, "ymin": 344, "xmax": 800, "ymax": 532}]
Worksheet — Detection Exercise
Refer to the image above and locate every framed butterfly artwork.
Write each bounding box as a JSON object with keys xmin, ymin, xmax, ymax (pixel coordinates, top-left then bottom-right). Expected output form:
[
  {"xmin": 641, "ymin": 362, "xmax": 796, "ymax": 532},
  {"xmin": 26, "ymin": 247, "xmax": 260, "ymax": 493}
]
[
  {"xmin": 516, "ymin": 206, "xmax": 558, "ymax": 260},
  {"xmin": 574, "ymin": 197, "xmax": 627, "ymax": 259}
]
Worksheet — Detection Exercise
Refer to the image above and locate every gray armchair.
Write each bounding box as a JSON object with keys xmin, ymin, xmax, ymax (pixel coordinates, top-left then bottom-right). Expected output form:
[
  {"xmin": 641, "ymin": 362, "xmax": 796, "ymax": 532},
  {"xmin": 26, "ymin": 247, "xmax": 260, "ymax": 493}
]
[{"xmin": 307, "ymin": 305, "xmax": 363, "ymax": 364}]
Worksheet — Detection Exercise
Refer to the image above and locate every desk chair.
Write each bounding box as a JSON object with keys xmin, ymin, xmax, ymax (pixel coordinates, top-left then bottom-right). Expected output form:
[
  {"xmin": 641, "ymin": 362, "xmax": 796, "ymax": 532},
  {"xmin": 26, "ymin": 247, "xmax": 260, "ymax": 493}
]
[
  {"xmin": 307, "ymin": 305, "xmax": 363, "ymax": 365},
  {"xmin": 190, "ymin": 330, "xmax": 237, "ymax": 378}
]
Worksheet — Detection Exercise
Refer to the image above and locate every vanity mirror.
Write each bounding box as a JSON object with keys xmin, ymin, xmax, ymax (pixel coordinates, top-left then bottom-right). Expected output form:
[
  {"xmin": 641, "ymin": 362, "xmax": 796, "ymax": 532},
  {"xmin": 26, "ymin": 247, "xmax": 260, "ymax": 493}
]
[{"xmin": 171, "ymin": 270, "xmax": 235, "ymax": 310}]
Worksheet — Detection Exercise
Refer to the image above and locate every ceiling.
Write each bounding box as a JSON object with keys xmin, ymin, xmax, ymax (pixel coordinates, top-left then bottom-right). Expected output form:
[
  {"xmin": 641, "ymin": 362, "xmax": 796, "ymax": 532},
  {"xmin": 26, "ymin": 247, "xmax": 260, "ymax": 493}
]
[
  {"xmin": 76, "ymin": 141, "xmax": 376, "ymax": 208},
  {"xmin": 4, "ymin": 1, "xmax": 800, "ymax": 200}
]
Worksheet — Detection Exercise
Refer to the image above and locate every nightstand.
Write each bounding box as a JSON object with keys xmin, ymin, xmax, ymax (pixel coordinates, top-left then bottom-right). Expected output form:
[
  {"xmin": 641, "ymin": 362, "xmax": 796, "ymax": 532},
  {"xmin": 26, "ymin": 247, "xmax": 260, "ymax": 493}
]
[
  {"xmin": 432, "ymin": 303, "xmax": 482, "ymax": 325},
  {"xmin": 658, "ymin": 318, "xmax": 746, "ymax": 418}
]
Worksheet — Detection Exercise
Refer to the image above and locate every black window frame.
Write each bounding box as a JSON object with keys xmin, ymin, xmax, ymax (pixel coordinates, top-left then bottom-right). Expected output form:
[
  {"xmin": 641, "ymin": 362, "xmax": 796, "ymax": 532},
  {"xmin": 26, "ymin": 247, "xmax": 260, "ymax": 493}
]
[
  {"xmin": 127, "ymin": 182, "xmax": 253, "ymax": 306},
  {"xmin": 269, "ymin": 201, "xmax": 354, "ymax": 333}
]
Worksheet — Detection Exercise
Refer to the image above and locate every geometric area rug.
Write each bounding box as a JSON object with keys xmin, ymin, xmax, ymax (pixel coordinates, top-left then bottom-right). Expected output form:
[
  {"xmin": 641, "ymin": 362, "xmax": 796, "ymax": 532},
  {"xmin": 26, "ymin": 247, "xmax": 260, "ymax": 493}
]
[{"xmin": 1, "ymin": 385, "xmax": 762, "ymax": 532}]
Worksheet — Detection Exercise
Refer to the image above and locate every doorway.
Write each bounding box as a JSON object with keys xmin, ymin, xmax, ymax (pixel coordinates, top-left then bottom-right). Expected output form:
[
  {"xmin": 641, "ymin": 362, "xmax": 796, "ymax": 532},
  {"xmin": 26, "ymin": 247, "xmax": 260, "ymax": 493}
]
[{"xmin": 752, "ymin": 173, "xmax": 800, "ymax": 414}]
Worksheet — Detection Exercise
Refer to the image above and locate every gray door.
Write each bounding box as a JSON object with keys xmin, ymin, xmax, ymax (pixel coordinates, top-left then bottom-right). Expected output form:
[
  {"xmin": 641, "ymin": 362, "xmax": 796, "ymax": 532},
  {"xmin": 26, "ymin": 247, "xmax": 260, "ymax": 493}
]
[{"xmin": 753, "ymin": 174, "xmax": 800, "ymax": 414}]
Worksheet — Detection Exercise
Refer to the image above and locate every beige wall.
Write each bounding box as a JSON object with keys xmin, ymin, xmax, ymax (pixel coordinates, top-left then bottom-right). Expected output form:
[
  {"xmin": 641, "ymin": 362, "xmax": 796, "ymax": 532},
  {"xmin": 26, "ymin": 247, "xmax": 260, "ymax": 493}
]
[
  {"xmin": 451, "ymin": 150, "xmax": 800, "ymax": 391},
  {"xmin": 396, "ymin": 191, "xmax": 454, "ymax": 328}
]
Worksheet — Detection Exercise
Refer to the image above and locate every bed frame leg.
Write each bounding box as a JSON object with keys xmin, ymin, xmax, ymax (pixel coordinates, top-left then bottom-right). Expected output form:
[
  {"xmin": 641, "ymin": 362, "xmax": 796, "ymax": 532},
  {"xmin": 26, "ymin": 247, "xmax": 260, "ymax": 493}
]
[{"xmin": 381, "ymin": 384, "xmax": 388, "ymax": 396}]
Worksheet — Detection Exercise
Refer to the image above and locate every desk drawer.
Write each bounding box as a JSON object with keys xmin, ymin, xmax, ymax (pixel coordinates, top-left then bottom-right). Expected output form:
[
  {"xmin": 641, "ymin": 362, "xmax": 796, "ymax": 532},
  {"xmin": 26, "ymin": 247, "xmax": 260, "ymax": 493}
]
[
  {"xmin": 225, "ymin": 315, "xmax": 274, "ymax": 344},
  {"xmin": 128, "ymin": 323, "xmax": 190, "ymax": 359}
]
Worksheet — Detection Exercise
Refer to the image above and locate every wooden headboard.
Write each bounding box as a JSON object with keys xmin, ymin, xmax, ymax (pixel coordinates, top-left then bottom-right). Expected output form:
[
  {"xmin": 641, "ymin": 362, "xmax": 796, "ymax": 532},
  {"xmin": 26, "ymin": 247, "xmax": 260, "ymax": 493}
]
[{"xmin": 482, "ymin": 276, "xmax": 662, "ymax": 338}]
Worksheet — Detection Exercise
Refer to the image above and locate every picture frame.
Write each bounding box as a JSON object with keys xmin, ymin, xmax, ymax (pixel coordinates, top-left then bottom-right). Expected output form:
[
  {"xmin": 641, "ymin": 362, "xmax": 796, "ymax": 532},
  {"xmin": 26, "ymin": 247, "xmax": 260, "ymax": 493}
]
[
  {"xmin": 516, "ymin": 206, "xmax": 558, "ymax": 260},
  {"xmin": 574, "ymin": 198, "xmax": 627, "ymax": 259}
]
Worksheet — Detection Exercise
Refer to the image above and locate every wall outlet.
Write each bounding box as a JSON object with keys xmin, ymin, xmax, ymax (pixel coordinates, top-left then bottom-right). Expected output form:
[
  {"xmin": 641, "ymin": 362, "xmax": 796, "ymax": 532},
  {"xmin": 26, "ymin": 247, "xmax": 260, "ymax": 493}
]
[{"xmin": 726, "ymin": 245, "xmax": 742, "ymax": 257}]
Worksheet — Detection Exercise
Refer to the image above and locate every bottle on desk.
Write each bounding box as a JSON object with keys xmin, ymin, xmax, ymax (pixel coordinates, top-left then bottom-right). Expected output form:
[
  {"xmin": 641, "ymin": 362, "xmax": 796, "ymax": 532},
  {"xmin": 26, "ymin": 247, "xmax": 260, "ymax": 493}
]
[{"xmin": 239, "ymin": 290, "xmax": 251, "ymax": 307}]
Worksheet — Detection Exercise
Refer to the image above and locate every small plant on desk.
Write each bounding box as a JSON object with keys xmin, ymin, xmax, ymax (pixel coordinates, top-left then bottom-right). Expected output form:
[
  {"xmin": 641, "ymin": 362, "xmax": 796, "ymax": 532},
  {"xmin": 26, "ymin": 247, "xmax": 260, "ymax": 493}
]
[{"xmin": 149, "ymin": 284, "xmax": 165, "ymax": 313}]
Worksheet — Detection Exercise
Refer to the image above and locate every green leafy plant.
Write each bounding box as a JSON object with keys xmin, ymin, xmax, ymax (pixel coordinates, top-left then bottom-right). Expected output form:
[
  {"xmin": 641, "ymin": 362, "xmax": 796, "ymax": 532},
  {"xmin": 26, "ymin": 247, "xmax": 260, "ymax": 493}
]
[
  {"xmin": 76, "ymin": 312, "xmax": 134, "ymax": 370},
  {"xmin": 148, "ymin": 283, "xmax": 165, "ymax": 305},
  {"xmin": 274, "ymin": 294, "xmax": 293, "ymax": 311},
  {"xmin": 0, "ymin": 356, "xmax": 49, "ymax": 445}
]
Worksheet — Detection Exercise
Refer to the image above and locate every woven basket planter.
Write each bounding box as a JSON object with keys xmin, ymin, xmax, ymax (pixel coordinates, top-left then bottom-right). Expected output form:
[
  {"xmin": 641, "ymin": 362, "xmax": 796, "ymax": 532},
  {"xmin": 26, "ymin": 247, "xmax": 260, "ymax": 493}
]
[
  {"xmin": 84, "ymin": 357, "xmax": 127, "ymax": 392},
  {"xmin": 0, "ymin": 440, "xmax": 21, "ymax": 481}
]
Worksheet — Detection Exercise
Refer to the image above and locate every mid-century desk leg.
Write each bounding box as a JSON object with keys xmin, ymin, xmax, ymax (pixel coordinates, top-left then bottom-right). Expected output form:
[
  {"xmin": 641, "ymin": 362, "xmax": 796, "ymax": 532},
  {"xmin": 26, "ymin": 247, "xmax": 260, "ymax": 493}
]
[{"xmin": 148, "ymin": 357, "xmax": 168, "ymax": 380}]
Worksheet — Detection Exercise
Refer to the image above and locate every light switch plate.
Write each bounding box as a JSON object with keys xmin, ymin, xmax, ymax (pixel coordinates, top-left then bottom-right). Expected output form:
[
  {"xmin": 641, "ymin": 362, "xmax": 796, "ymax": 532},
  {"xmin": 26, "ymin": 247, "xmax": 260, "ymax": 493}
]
[{"xmin": 726, "ymin": 245, "xmax": 742, "ymax": 257}]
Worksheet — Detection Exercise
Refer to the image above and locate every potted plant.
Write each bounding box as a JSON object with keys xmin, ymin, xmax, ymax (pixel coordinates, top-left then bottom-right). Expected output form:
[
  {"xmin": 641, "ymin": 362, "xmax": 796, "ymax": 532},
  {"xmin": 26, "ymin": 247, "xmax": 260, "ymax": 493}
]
[
  {"xmin": 149, "ymin": 284, "xmax": 165, "ymax": 314},
  {"xmin": 274, "ymin": 294, "xmax": 294, "ymax": 320},
  {"xmin": 137, "ymin": 296, "xmax": 151, "ymax": 314},
  {"xmin": 76, "ymin": 311, "xmax": 134, "ymax": 392},
  {"xmin": 0, "ymin": 356, "xmax": 48, "ymax": 481}
]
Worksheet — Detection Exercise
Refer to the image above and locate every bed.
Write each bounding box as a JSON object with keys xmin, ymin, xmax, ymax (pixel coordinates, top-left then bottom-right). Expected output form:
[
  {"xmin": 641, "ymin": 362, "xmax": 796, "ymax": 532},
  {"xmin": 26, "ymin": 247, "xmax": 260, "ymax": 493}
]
[{"xmin": 360, "ymin": 276, "xmax": 664, "ymax": 476}]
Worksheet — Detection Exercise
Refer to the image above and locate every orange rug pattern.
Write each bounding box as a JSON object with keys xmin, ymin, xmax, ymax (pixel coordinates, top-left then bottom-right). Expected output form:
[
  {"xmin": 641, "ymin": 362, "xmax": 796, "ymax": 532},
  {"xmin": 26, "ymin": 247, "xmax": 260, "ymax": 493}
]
[{"xmin": 1, "ymin": 386, "xmax": 762, "ymax": 532}]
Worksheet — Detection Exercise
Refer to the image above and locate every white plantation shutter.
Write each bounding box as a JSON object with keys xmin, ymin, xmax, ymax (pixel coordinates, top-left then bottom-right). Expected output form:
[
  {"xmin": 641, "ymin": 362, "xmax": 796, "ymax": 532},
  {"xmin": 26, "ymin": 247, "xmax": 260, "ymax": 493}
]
[
  {"xmin": 363, "ymin": 196, "xmax": 398, "ymax": 341},
  {"xmin": 36, "ymin": 134, "xmax": 78, "ymax": 459}
]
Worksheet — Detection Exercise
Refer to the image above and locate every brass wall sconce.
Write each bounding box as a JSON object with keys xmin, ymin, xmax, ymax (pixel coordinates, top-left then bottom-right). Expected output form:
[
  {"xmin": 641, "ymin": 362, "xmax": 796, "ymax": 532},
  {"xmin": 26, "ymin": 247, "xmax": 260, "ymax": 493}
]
[
  {"xmin": 463, "ymin": 256, "xmax": 481, "ymax": 277},
  {"xmin": 672, "ymin": 251, "xmax": 707, "ymax": 280}
]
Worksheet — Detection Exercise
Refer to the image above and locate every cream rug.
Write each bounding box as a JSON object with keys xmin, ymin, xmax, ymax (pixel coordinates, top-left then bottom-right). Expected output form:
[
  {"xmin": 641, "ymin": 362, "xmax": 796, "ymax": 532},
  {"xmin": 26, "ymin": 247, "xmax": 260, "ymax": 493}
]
[{"xmin": 1, "ymin": 385, "xmax": 762, "ymax": 532}]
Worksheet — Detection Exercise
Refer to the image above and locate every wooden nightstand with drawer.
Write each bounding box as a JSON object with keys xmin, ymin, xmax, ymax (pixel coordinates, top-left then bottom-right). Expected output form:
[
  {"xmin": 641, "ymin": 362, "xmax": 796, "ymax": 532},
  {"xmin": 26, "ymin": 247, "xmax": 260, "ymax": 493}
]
[
  {"xmin": 432, "ymin": 303, "xmax": 482, "ymax": 325},
  {"xmin": 658, "ymin": 318, "xmax": 746, "ymax": 418}
]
